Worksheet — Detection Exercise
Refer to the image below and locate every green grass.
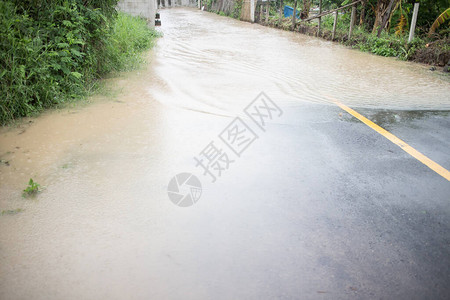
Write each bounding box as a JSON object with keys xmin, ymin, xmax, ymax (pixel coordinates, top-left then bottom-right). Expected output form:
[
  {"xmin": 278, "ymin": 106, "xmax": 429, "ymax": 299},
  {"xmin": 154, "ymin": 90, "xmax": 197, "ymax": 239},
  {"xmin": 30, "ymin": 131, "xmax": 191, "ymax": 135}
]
[
  {"xmin": 0, "ymin": 1, "xmax": 159, "ymax": 125},
  {"xmin": 104, "ymin": 13, "xmax": 160, "ymax": 72}
]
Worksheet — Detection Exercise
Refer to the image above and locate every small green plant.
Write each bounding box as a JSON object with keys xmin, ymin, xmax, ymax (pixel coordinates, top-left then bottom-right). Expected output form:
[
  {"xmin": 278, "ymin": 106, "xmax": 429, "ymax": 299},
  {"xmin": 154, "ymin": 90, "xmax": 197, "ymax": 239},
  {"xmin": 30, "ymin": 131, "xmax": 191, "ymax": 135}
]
[{"xmin": 22, "ymin": 178, "xmax": 40, "ymax": 197}]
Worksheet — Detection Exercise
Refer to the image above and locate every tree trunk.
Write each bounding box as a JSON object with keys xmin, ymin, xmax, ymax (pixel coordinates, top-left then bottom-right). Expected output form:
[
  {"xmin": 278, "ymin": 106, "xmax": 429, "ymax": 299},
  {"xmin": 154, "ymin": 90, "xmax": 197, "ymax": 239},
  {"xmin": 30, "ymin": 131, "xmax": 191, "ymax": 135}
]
[
  {"xmin": 376, "ymin": 0, "xmax": 397, "ymax": 37},
  {"xmin": 372, "ymin": 0, "xmax": 391, "ymax": 34},
  {"xmin": 359, "ymin": 0, "xmax": 366, "ymax": 26},
  {"xmin": 301, "ymin": 0, "xmax": 310, "ymax": 19}
]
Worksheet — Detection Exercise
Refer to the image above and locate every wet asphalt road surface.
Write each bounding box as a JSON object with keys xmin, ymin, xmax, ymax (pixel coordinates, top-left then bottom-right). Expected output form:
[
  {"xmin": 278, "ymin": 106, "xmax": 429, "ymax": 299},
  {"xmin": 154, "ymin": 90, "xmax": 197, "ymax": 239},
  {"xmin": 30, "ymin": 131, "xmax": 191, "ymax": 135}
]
[
  {"xmin": 1, "ymin": 7, "xmax": 450, "ymax": 300},
  {"xmin": 172, "ymin": 101, "xmax": 450, "ymax": 299}
]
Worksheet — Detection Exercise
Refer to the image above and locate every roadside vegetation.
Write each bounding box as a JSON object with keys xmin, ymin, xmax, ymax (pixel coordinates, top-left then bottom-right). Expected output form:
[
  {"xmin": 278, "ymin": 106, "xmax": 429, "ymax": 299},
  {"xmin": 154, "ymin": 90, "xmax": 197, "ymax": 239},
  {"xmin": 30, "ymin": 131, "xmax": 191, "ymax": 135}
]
[
  {"xmin": 0, "ymin": 0, "xmax": 159, "ymax": 124},
  {"xmin": 205, "ymin": 0, "xmax": 449, "ymax": 67}
]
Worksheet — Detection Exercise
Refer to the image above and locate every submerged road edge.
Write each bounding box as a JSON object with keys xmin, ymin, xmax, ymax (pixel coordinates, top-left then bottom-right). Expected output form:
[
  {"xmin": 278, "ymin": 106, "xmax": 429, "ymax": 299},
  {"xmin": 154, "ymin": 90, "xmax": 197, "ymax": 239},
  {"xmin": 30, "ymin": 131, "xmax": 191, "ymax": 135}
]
[{"xmin": 326, "ymin": 96, "xmax": 450, "ymax": 182}]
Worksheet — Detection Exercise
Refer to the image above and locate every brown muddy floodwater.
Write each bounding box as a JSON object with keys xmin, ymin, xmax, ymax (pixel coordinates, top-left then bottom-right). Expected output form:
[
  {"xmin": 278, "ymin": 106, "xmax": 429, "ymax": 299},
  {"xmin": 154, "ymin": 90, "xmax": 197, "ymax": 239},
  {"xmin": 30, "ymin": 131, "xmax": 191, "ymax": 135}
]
[{"xmin": 1, "ymin": 7, "xmax": 449, "ymax": 300}]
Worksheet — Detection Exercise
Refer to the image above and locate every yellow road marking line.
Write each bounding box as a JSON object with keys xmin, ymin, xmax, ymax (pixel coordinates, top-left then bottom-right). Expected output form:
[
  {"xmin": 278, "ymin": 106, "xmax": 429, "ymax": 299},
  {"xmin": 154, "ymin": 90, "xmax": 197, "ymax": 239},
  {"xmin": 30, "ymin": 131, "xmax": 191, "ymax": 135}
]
[{"xmin": 328, "ymin": 97, "xmax": 450, "ymax": 182}]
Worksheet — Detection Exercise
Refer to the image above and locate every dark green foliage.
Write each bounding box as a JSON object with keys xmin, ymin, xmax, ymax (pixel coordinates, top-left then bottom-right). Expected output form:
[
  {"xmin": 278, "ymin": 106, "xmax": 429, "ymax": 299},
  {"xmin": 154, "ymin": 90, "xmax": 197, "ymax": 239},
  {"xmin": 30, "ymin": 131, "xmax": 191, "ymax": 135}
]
[
  {"xmin": 233, "ymin": 0, "xmax": 243, "ymax": 19},
  {"xmin": 281, "ymin": 1, "xmax": 449, "ymax": 36},
  {"xmin": 0, "ymin": 0, "xmax": 158, "ymax": 124}
]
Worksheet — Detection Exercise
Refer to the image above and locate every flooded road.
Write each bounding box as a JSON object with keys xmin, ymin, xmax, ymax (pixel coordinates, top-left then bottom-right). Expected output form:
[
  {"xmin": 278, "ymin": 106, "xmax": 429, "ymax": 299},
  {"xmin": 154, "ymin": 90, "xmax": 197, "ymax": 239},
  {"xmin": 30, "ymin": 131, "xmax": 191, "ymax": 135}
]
[
  {"xmin": 153, "ymin": 8, "xmax": 449, "ymax": 112},
  {"xmin": 1, "ymin": 8, "xmax": 450, "ymax": 300}
]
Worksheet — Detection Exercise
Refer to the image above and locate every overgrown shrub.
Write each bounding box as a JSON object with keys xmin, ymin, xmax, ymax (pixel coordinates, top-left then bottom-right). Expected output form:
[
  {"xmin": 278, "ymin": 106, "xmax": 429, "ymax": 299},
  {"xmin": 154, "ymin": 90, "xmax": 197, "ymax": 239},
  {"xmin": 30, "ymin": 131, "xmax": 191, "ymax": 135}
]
[
  {"xmin": 0, "ymin": 0, "xmax": 158, "ymax": 124},
  {"xmin": 103, "ymin": 13, "xmax": 159, "ymax": 73}
]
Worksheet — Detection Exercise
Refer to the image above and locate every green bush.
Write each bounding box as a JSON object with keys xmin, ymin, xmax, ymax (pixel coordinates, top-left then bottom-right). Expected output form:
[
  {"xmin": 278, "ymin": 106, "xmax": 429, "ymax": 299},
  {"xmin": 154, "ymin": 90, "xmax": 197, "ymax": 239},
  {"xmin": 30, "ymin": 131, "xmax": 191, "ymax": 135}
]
[
  {"xmin": 0, "ymin": 0, "xmax": 158, "ymax": 125},
  {"xmin": 104, "ymin": 13, "xmax": 159, "ymax": 72},
  {"xmin": 316, "ymin": 12, "xmax": 426, "ymax": 60}
]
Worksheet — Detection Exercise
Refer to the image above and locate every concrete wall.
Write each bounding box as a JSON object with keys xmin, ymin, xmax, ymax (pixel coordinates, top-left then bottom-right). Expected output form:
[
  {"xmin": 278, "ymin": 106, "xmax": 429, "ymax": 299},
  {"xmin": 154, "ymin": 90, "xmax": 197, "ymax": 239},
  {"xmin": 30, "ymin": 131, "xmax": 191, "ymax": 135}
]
[
  {"xmin": 202, "ymin": 0, "xmax": 256, "ymax": 22},
  {"xmin": 117, "ymin": 0, "xmax": 157, "ymax": 28},
  {"xmin": 183, "ymin": 0, "xmax": 198, "ymax": 6},
  {"xmin": 159, "ymin": 0, "xmax": 197, "ymax": 7}
]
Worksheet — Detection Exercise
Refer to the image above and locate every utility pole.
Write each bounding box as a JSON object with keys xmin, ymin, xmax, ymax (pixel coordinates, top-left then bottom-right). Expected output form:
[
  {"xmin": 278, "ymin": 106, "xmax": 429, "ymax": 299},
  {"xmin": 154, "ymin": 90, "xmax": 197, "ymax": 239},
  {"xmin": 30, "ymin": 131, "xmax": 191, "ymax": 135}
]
[
  {"xmin": 279, "ymin": 0, "xmax": 284, "ymax": 22},
  {"xmin": 349, "ymin": 2, "xmax": 356, "ymax": 38},
  {"xmin": 408, "ymin": 2, "xmax": 420, "ymax": 43},
  {"xmin": 251, "ymin": 0, "xmax": 255, "ymax": 22},
  {"xmin": 292, "ymin": 0, "xmax": 297, "ymax": 30},
  {"xmin": 318, "ymin": 0, "xmax": 322, "ymax": 36},
  {"xmin": 332, "ymin": 11, "xmax": 338, "ymax": 40}
]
